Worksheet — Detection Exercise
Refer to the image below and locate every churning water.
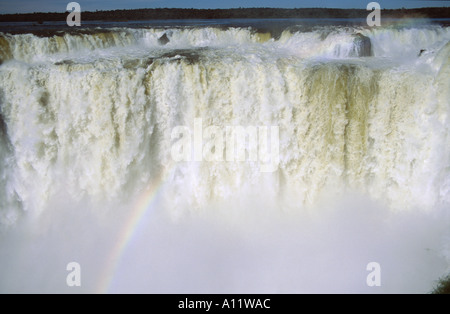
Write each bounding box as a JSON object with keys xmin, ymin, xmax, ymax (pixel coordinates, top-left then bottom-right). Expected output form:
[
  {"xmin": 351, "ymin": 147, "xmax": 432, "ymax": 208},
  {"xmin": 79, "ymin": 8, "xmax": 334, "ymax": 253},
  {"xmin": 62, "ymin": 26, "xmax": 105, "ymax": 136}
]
[{"xmin": 0, "ymin": 19, "xmax": 449, "ymax": 293}]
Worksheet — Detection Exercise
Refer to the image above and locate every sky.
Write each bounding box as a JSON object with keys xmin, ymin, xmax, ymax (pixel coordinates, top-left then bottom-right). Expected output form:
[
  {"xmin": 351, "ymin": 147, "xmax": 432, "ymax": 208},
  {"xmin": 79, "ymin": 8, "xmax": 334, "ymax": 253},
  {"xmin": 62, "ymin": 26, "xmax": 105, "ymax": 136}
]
[{"xmin": 0, "ymin": 0, "xmax": 449, "ymax": 14}]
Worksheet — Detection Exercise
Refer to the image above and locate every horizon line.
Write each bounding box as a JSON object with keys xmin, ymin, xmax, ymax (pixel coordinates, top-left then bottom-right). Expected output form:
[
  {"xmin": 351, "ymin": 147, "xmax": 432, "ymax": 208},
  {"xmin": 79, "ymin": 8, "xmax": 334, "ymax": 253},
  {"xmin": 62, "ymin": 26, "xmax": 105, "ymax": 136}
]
[{"xmin": 1, "ymin": 6, "xmax": 449, "ymax": 16}]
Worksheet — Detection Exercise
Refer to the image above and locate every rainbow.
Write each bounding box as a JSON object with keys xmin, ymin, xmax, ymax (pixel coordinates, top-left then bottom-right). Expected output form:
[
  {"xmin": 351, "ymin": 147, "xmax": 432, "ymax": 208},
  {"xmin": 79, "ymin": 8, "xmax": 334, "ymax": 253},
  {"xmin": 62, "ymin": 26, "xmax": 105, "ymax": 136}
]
[{"xmin": 96, "ymin": 167, "xmax": 171, "ymax": 293}]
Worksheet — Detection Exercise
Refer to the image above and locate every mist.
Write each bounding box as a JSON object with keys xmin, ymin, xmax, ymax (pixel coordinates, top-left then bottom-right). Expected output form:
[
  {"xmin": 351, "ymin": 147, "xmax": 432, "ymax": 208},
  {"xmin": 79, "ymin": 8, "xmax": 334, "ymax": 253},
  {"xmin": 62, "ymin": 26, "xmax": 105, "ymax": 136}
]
[{"xmin": 0, "ymin": 191, "xmax": 448, "ymax": 294}]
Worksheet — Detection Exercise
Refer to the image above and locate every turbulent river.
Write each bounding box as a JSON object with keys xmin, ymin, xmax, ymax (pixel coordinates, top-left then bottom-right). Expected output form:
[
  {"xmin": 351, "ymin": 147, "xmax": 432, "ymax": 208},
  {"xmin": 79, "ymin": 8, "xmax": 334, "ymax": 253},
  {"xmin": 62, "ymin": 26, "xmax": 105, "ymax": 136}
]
[{"xmin": 0, "ymin": 19, "xmax": 449, "ymax": 293}]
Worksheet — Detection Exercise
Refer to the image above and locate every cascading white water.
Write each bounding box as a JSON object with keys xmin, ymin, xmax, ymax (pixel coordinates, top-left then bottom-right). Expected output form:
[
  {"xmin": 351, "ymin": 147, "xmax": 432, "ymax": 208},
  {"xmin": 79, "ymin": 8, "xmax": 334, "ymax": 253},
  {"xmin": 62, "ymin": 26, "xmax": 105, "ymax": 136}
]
[{"xmin": 0, "ymin": 21, "xmax": 449, "ymax": 293}]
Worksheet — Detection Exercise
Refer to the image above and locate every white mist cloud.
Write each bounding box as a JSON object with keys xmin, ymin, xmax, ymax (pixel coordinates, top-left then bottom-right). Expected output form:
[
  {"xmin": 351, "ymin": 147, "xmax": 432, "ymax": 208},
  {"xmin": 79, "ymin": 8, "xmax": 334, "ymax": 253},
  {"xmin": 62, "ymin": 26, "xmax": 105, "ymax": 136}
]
[{"xmin": 0, "ymin": 193, "xmax": 448, "ymax": 294}]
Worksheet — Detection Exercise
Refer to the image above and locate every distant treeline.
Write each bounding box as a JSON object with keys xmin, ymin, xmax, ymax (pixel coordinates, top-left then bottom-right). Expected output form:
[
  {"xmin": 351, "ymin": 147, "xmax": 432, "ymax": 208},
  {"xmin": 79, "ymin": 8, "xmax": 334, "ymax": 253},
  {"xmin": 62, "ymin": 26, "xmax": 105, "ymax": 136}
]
[{"xmin": 0, "ymin": 7, "xmax": 449, "ymax": 23}]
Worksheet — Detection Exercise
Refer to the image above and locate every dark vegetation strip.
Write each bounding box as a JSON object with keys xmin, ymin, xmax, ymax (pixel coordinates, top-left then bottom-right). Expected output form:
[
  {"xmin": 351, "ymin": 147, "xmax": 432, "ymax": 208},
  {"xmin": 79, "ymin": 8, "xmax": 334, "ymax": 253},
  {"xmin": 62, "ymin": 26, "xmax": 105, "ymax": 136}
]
[
  {"xmin": 432, "ymin": 275, "xmax": 450, "ymax": 294},
  {"xmin": 0, "ymin": 7, "xmax": 449, "ymax": 23}
]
